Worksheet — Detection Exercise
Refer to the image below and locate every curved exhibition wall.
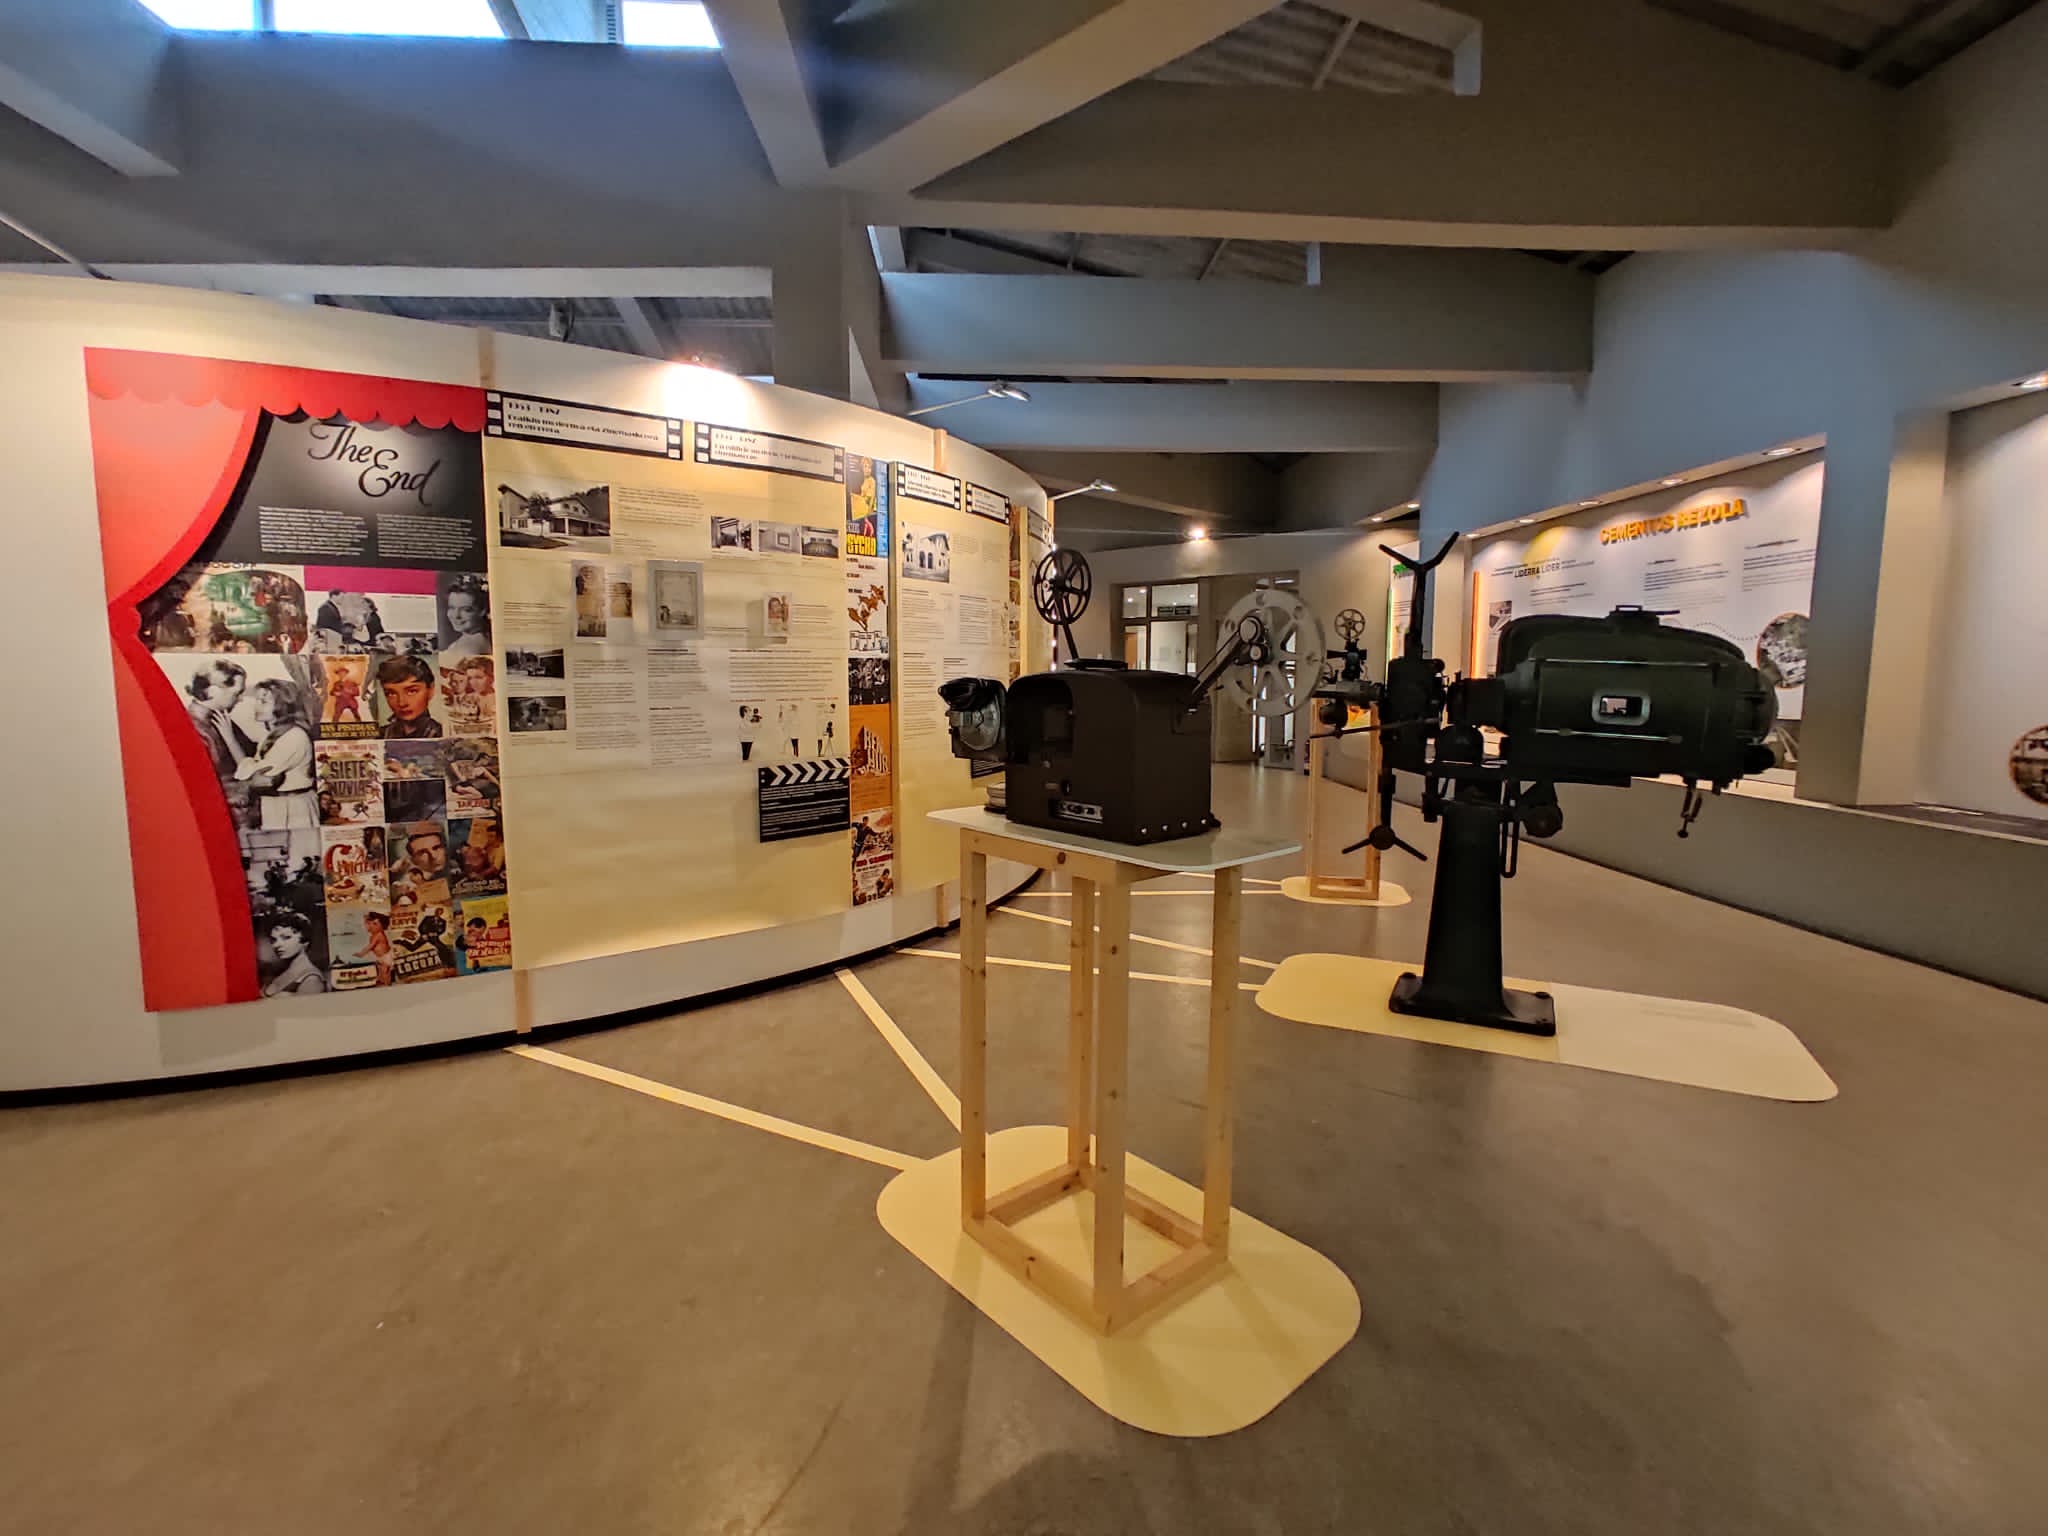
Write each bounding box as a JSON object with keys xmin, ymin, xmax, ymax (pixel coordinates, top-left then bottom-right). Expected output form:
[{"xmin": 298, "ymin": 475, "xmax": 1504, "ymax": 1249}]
[{"xmin": 0, "ymin": 275, "xmax": 1050, "ymax": 1092}]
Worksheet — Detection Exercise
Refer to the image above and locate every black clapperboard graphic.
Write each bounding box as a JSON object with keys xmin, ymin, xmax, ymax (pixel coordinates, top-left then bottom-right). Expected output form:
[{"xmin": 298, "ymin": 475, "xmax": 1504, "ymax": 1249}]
[{"xmin": 757, "ymin": 757, "xmax": 852, "ymax": 842}]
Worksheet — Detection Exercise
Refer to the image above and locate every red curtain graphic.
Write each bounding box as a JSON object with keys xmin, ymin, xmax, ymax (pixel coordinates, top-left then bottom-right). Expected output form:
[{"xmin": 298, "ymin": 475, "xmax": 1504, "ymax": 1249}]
[{"xmin": 85, "ymin": 350, "xmax": 485, "ymax": 1011}]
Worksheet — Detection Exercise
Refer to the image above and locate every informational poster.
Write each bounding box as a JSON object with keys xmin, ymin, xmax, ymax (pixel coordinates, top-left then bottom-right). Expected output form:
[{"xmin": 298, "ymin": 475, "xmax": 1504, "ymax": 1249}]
[
  {"xmin": 481, "ymin": 390, "xmax": 861, "ymax": 966},
  {"xmin": 1468, "ymin": 459, "xmax": 1820, "ymax": 775},
  {"xmin": 845, "ymin": 453, "xmax": 896, "ymax": 903},
  {"xmin": 86, "ymin": 351, "xmax": 510, "ymax": 1009}
]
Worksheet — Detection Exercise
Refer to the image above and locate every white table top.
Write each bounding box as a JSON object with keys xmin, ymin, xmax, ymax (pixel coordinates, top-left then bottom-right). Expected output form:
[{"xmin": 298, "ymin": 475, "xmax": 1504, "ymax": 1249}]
[{"xmin": 929, "ymin": 805, "xmax": 1300, "ymax": 873}]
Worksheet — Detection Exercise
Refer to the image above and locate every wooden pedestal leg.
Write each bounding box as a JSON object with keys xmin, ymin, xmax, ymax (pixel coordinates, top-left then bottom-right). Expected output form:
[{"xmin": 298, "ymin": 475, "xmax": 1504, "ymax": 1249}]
[
  {"xmin": 1203, "ymin": 866, "xmax": 1241, "ymax": 1248},
  {"xmin": 1067, "ymin": 879, "xmax": 1095, "ymax": 1168},
  {"xmin": 1362, "ymin": 706, "xmax": 1383, "ymax": 900},
  {"xmin": 960, "ymin": 841, "xmax": 988, "ymax": 1224},
  {"xmin": 1307, "ymin": 735, "xmax": 1327, "ymax": 892},
  {"xmin": 1091, "ymin": 874, "xmax": 1131, "ymax": 1327}
]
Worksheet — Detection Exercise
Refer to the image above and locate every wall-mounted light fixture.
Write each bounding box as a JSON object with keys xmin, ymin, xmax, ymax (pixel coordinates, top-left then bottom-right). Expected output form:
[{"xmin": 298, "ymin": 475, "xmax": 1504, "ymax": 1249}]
[
  {"xmin": 907, "ymin": 381, "xmax": 1031, "ymax": 418},
  {"xmin": 1047, "ymin": 478, "xmax": 1117, "ymax": 502}
]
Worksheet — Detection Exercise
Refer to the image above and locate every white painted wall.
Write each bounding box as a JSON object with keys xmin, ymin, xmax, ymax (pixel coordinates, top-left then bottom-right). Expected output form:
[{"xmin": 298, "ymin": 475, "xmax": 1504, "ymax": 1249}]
[
  {"xmin": 0, "ymin": 276, "xmax": 1037, "ymax": 1091},
  {"xmin": 1921, "ymin": 390, "xmax": 2048, "ymax": 821}
]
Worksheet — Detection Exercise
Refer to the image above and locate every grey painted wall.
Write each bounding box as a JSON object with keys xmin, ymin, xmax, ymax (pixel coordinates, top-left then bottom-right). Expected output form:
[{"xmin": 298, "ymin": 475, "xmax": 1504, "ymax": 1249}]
[{"xmin": 1407, "ymin": 5, "xmax": 2048, "ymax": 995}]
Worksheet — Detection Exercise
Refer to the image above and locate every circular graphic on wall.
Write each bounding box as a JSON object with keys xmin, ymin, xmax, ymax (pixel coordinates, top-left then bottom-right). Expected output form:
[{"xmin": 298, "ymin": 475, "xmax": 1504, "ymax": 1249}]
[
  {"xmin": 2010, "ymin": 726, "xmax": 2048, "ymax": 806},
  {"xmin": 1756, "ymin": 613, "xmax": 1810, "ymax": 690}
]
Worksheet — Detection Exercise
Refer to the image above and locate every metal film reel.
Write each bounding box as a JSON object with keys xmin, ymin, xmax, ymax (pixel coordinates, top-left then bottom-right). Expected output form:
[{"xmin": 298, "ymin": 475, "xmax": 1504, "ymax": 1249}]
[
  {"xmin": 1032, "ymin": 547, "xmax": 1091, "ymax": 627},
  {"xmin": 1217, "ymin": 585, "xmax": 1325, "ymax": 718},
  {"xmin": 1334, "ymin": 608, "xmax": 1368, "ymax": 644}
]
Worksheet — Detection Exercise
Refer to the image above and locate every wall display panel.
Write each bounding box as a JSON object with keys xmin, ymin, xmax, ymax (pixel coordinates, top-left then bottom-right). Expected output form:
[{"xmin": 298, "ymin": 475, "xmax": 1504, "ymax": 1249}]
[
  {"xmin": 83, "ymin": 349, "xmax": 512, "ymax": 1010},
  {"xmin": 892, "ymin": 461, "xmax": 1023, "ymax": 892},
  {"xmin": 485, "ymin": 393, "xmax": 854, "ymax": 967},
  {"xmin": 1923, "ymin": 391, "xmax": 2048, "ymax": 820},
  {"xmin": 1468, "ymin": 458, "xmax": 1821, "ymax": 778},
  {"xmin": 0, "ymin": 277, "xmax": 1048, "ymax": 1090}
]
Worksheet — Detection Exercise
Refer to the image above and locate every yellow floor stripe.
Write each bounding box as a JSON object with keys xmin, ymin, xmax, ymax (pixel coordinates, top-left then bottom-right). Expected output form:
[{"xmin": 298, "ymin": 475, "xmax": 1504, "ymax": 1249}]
[
  {"xmin": 899, "ymin": 948, "xmax": 1263, "ymax": 991},
  {"xmin": 508, "ymin": 1045, "xmax": 921, "ymax": 1171},
  {"xmin": 998, "ymin": 904, "xmax": 1279, "ymax": 971},
  {"xmin": 835, "ymin": 968, "xmax": 961, "ymax": 1130},
  {"xmin": 1012, "ymin": 887, "xmax": 1288, "ymax": 900}
]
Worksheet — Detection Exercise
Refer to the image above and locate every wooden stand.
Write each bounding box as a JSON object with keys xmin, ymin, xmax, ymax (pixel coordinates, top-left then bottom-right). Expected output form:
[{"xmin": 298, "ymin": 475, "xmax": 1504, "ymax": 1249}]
[
  {"xmin": 1306, "ymin": 707, "xmax": 1383, "ymax": 900},
  {"xmin": 935, "ymin": 807, "xmax": 1295, "ymax": 1336}
]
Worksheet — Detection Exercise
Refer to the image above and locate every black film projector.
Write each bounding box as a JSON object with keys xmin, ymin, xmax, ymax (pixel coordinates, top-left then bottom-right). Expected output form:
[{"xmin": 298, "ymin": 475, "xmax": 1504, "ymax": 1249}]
[
  {"xmin": 1362, "ymin": 537, "xmax": 1778, "ymax": 1035},
  {"xmin": 940, "ymin": 552, "xmax": 1315, "ymax": 844}
]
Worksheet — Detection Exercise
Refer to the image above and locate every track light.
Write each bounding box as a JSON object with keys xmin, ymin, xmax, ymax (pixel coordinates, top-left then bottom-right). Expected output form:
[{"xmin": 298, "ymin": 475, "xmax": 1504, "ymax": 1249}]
[
  {"xmin": 1047, "ymin": 478, "xmax": 1117, "ymax": 503},
  {"xmin": 908, "ymin": 381, "xmax": 1032, "ymax": 417}
]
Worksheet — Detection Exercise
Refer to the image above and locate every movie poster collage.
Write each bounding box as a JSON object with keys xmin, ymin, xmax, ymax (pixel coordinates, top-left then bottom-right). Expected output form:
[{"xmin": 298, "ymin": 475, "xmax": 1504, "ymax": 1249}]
[
  {"xmin": 142, "ymin": 561, "xmax": 512, "ymax": 994},
  {"xmin": 844, "ymin": 453, "xmax": 896, "ymax": 906}
]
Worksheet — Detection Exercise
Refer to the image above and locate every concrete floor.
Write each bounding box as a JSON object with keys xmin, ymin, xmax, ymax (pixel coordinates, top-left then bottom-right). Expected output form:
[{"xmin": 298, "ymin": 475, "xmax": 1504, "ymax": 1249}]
[{"xmin": 4, "ymin": 766, "xmax": 2046, "ymax": 1535}]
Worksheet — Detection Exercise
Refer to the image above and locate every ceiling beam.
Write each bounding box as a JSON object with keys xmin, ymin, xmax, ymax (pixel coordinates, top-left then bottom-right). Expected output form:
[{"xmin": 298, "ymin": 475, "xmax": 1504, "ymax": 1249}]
[
  {"xmin": 820, "ymin": 0, "xmax": 1274, "ymax": 191},
  {"xmin": 905, "ymin": 379, "xmax": 1438, "ymax": 454},
  {"xmin": 612, "ymin": 296, "xmax": 669, "ymax": 357},
  {"xmin": 894, "ymin": 0, "xmax": 1893, "ymax": 247},
  {"xmin": 0, "ymin": 0, "xmax": 180, "ymax": 177},
  {"xmin": 700, "ymin": 0, "xmax": 831, "ymax": 185},
  {"xmin": 0, "ymin": 264, "xmax": 775, "ymax": 298},
  {"xmin": 884, "ymin": 256, "xmax": 1592, "ymax": 382},
  {"xmin": 1854, "ymin": 0, "xmax": 1986, "ymax": 77}
]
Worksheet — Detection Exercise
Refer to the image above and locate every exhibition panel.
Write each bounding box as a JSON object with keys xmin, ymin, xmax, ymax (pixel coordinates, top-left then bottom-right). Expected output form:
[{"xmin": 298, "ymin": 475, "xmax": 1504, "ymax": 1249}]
[
  {"xmin": 0, "ymin": 276, "xmax": 1046, "ymax": 1091},
  {"xmin": 1467, "ymin": 455, "xmax": 1821, "ymax": 781}
]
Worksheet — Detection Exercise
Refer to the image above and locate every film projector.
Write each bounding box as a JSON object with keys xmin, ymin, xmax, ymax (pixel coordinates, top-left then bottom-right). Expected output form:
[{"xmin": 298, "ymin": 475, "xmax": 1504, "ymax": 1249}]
[
  {"xmin": 1349, "ymin": 536, "xmax": 1778, "ymax": 1035},
  {"xmin": 939, "ymin": 554, "xmax": 1322, "ymax": 844}
]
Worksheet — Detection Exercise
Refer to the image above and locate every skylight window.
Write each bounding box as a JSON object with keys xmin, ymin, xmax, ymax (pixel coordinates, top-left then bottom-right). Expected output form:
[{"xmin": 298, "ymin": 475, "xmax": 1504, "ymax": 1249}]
[
  {"xmin": 622, "ymin": 2, "xmax": 720, "ymax": 48},
  {"xmin": 271, "ymin": 0, "xmax": 504, "ymax": 38},
  {"xmin": 135, "ymin": 0, "xmax": 255, "ymax": 28}
]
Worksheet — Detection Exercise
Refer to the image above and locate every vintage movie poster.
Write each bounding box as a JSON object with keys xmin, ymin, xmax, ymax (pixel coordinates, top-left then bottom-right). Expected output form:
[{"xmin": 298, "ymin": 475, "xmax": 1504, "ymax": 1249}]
[
  {"xmin": 440, "ymin": 655, "xmax": 496, "ymax": 736},
  {"xmin": 389, "ymin": 820, "xmax": 454, "ymax": 910},
  {"xmin": 388, "ymin": 903, "xmax": 458, "ymax": 984},
  {"xmin": 315, "ymin": 739, "xmax": 383, "ymax": 826},
  {"xmin": 448, "ymin": 815, "xmax": 510, "ymax": 898},
  {"xmin": 382, "ymin": 741, "xmax": 448, "ymax": 824},
  {"xmin": 844, "ymin": 454, "xmax": 888, "ymax": 558},
  {"xmin": 84, "ymin": 350, "xmax": 513, "ymax": 1008},
  {"xmin": 314, "ymin": 653, "xmax": 376, "ymax": 739},
  {"xmin": 443, "ymin": 736, "xmax": 502, "ymax": 816},
  {"xmin": 455, "ymin": 895, "xmax": 513, "ymax": 974},
  {"xmin": 321, "ymin": 824, "xmax": 390, "ymax": 909},
  {"xmin": 851, "ymin": 810, "xmax": 895, "ymax": 904},
  {"xmin": 325, "ymin": 905, "xmax": 392, "ymax": 990}
]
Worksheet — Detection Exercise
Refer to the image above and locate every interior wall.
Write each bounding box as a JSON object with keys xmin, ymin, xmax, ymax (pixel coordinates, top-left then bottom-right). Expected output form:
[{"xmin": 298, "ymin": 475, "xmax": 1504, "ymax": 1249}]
[
  {"xmin": 0, "ymin": 275, "xmax": 1041, "ymax": 1092},
  {"xmin": 1402, "ymin": 7, "xmax": 2048, "ymax": 995},
  {"xmin": 1921, "ymin": 389, "xmax": 2048, "ymax": 821}
]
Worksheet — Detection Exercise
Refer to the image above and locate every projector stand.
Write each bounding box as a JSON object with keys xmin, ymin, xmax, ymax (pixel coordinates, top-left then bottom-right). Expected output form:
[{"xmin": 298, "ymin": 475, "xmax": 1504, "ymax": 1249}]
[{"xmin": 1388, "ymin": 783, "xmax": 1557, "ymax": 1037}]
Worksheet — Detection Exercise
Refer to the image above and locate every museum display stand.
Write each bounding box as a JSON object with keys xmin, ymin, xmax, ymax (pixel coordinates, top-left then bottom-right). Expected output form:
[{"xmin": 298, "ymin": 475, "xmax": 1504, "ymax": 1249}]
[
  {"xmin": 868, "ymin": 806, "xmax": 1358, "ymax": 1436},
  {"xmin": 933, "ymin": 806, "xmax": 1298, "ymax": 1332},
  {"xmin": 1282, "ymin": 722, "xmax": 1411, "ymax": 908}
]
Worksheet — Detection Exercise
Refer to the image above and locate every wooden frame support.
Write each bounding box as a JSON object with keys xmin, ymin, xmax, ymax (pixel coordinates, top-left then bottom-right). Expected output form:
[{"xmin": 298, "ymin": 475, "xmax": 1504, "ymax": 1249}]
[
  {"xmin": 1306, "ymin": 716, "xmax": 1383, "ymax": 900},
  {"xmin": 953, "ymin": 825, "xmax": 1243, "ymax": 1334}
]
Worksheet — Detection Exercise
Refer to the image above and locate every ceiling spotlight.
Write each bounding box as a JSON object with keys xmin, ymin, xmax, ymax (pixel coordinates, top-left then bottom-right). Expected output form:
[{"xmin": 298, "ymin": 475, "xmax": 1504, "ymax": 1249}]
[
  {"xmin": 1047, "ymin": 478, "xmax": 1117, "ymax": 504},
  {"xmin": 1764, "ymin": 445, "xmax": 1800, "ymax": 458},
  {"xmin": 2021, "ymin": 374, "xmax": 2048, "ymax": 391},
  {"xmin": 1186, "ymin": 526, "xmax": 1208, "ymax": 541},
  {"xmin": 1518, "ymin": 517, "xmax": 1537, "ymax": 525},
  {"xmin": 907, "ymin": 380, "xmax": 1033, "ymax": 418},
  {"xmin": 1579, "ymin": 499, "xmax": 1599, "ymax": 507},
  {"xmin": 1660, "ymin": 476, "xmax": 1683, "ymax": 486},
  {"xmin": 1405, "ymin": 501, "xmax": 1421, "ymax": 510}
]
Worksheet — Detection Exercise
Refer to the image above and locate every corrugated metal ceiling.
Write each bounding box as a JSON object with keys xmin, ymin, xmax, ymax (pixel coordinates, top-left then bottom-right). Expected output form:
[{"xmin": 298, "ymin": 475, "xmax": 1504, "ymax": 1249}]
[{"xmin": 1149, "ymin": 1, "xmax": 1455, "ymax": 93}]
